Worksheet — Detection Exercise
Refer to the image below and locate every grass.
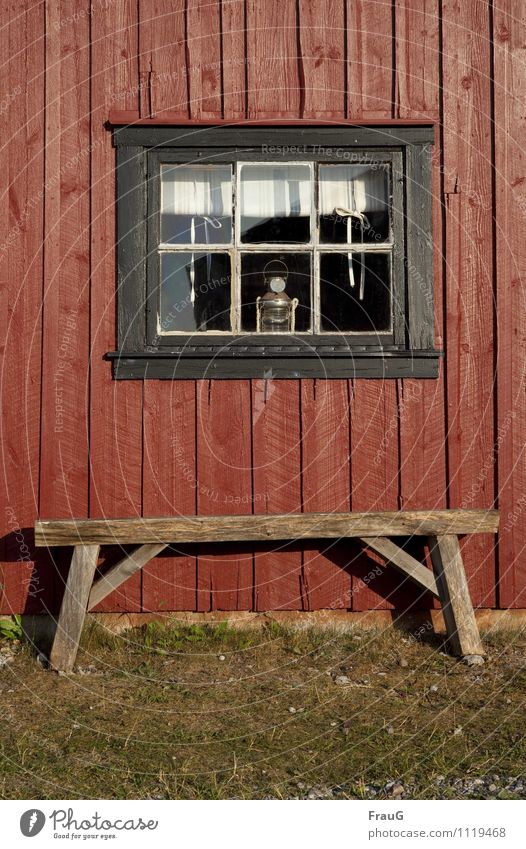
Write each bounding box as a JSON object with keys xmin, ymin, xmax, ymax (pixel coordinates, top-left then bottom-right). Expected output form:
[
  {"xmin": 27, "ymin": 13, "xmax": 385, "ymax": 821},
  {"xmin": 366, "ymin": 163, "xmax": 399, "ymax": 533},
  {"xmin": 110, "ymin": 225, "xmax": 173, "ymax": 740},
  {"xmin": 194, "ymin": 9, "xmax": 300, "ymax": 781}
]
[{"xmin": 1, "ymin": 619, "xmax": 525, "ymax": 799}]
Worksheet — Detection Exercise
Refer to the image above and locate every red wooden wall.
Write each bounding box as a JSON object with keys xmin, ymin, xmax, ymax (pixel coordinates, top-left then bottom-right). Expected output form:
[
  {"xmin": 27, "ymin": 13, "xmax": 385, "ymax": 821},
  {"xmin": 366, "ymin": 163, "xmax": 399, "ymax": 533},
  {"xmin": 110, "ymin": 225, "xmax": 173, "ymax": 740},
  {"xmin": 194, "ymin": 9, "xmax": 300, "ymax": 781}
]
[{"xmin": 1, "ymin": 0, "xmax": 525, "ymax": 615}]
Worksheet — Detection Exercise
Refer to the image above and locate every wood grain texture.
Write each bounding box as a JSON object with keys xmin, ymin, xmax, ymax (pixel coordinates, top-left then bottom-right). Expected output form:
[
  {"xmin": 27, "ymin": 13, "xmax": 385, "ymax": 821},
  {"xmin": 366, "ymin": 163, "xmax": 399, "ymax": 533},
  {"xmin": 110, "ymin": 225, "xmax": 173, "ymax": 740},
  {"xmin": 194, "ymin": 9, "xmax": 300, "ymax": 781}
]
[
  {"xmin": 0, "ymin": 0, "xmax": 44, "ymax": 612},
  {"xmin": 428, "ymin": 534, "xmax": 484, "ymax": 656},
  {"xmin": 89, "ymin": 0, "xmax": 143, "ymax": 613},
  {"xmin": 347, "ymin": 0, "xmax": 393, "ymax": 119},
  {"xmin": 186, "ymin": 0, "xmax": 222, "ymax": 118},
  {"xmin": 492, "ymin": 0, "xmax": 526, "ymax": 607},
  {"xmin": 297, "ymin": 0, "xmax": 346, "ymax": 117},
  {"xmin": 301, "ymin": 380, "xmax": 352, "ymax": 609},
  {"xmin": 394, "ymin": 0, "xmax": 440, "ymax": 120},
  {"xmin": 253, "ymin": 380, "xmax": 303, "ymax": 611},
  {"xmin": 139, "ymin": 0, "xmax": 188, "ymax": 116},
  {"xmin": 221, "ymin": 0, "xmax": 247, "ymax": 119},
  {"xmin": 196, "ymin": 381, "xmax": 253, "ymax": 611},
  {"xmin": 40, "ymin": 0, "xmax": 91, "ymax": 524},
  {"xmin": 142, "ymin": 381, "xmax": 198, "ymax": 611},
  {"xmin": 49, "ymin": 545, "xmax": 100, "ymax": 672},
  {"xmin": 442, "ymin": 0, "xmax": 496, "ymax": 608},
  {"xmin": 246, "ymin": 0, "xmax": 301, "ymax": 117},
  {"xmin": 35, "ymin": 509, "xmax": 499, "ymax": 546}
]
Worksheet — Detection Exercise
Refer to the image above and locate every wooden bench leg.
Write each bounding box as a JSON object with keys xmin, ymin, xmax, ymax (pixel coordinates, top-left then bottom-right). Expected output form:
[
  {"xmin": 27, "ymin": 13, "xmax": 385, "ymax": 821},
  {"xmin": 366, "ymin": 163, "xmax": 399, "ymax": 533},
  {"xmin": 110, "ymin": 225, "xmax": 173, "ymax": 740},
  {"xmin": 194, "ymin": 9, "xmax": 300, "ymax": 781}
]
[
  {"xmin": 428, "ymin": 534, "xmax": 484, "ymax": 659},
  {"xmin": 49, "ymin": 545, "xmax": 100, "ymax": 673}
]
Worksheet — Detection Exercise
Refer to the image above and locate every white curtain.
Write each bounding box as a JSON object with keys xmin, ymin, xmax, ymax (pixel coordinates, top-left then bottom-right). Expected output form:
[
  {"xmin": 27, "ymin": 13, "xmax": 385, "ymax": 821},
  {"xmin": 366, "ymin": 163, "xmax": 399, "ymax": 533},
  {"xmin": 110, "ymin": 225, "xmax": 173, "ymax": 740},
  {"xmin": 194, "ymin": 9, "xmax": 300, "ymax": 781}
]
[
  {"xmin": 319, "ymin": 165, "xmax": 388, "ymax": 216},
  {"xmin": 161, "ymin": 165, "xmax": 231, "ymax": 218},
  {"xmin": 240, "ymin": 164, "xmax": 311, "ymax": 218}
]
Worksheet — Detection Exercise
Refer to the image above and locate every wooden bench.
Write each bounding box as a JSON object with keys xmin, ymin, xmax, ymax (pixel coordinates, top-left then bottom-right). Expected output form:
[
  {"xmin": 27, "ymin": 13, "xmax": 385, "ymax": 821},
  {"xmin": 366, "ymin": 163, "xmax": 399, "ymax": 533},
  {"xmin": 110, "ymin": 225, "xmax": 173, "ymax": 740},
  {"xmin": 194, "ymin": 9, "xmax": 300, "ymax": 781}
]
[{"xmin": 34, "ymin": 509, "xmax": 499, "ymax": 672}]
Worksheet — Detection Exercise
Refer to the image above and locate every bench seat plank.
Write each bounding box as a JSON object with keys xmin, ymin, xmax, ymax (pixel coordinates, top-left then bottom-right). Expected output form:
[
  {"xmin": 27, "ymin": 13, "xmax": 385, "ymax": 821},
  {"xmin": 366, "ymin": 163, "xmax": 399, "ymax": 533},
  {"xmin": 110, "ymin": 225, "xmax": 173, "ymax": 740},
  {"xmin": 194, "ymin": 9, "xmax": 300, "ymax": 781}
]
[{"xmin": 35, "ymin": 509, "xmax": 499, "ymax": 547}]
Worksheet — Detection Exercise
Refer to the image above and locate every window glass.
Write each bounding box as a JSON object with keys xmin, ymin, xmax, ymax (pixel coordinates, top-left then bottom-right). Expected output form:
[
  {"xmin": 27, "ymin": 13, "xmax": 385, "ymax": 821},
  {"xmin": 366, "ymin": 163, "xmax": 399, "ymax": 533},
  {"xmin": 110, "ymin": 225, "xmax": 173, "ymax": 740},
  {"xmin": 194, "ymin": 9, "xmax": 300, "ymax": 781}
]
[
  {"xmin": 319, "ymin": 252, "xmax": 391, "ymax": 332},
  {"xmin": 161, "ymin": 165, "xmax": 232, "ymax": 245},
  {"xmin": 319, "ymin": 164, "xmax": 390, "ymax": 244},
  {"xmin": 240, "ymin": 252, "xmax": 312, "ymax": 332},
  {"xmin": 159, "ymin": 252, "xmax": 232, "ymax": 332},
  {"xmin": 239, "ymin": 163, "xmax": 312, "ymax": 244}
]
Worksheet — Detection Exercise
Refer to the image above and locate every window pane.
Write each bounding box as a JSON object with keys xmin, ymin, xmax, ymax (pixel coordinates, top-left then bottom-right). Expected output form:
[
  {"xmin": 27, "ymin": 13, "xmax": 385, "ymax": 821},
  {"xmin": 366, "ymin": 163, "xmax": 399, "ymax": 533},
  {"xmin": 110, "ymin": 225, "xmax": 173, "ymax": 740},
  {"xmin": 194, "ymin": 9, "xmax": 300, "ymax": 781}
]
[
  {"xmin": 319, "ymin": 252, "xmax": 391, "ymax": 333},
  {"xmin": 240, "ymin": 252, "xmax": 312, "ymax": 332},
  {"xmin": 159, "ymin": 252, "xmax": 231, "ymax": 332},
  {"xmin": 240, "ymin": 164, "xmax": 312, "ymax": 243},
  {"xmin": 319, "ymin": 164, "xmax": 390, "ymax": 244},
  {"xmin": 161, "ymin": 165, "xmax": 232, "ymax": 245}
]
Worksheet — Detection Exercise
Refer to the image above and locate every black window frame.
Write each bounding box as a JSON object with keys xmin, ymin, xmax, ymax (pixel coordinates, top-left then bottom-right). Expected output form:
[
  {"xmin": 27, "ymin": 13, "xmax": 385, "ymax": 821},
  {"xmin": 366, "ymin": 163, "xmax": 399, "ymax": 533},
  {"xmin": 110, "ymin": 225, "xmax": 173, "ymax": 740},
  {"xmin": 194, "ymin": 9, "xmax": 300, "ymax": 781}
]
[{"xmin": 109, "ymin": 124, "xmax": 440, "ymax": 379}]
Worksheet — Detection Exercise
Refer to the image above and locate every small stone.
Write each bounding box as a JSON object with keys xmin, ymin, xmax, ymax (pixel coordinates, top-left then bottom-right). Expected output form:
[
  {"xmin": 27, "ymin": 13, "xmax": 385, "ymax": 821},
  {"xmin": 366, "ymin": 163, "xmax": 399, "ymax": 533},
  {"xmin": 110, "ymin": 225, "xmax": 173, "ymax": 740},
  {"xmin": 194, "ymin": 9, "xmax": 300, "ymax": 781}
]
[
  {"xmin": 399, "ymin": 658, "xmax": 409, "ymax": 668},
  {"xmin": 473, "ymin": 778, "xmax": 484, "ymax": 786},
  {"xmin": 387, "ymin": 726, "xmax": 394, "ymax": 735},
  {"xmin": 36, "ymin": 653, "xmax": 47, "ymax": 667},
  {"xmin": 218, "ymin": 655, "xmax": 226, "ymax": 661},
  {"xmin": 453, "ymin": 726, "xmax": 463, "ymax": 736},
  {"xmin": 334, "ymin": 675, "xmax": 352, "ymax": 686},
  {"xmin": 392, "ymin": 784, "xmax": 404, "ymax": 798},
  {"xmin": 72, "ymin": 723, "xmax": 80, "ymax": 730},
  {"xmin": 429, "ymin": 684, "xmax": 439, "ymax": 692},
  {"xmin": 463, "ymin": 654, "xmax": 485, "ymax": 667},
  {"xmin": 57, "ymin": 670, "xmax": 66, "ymax": 677},
  {"xmin": 506, "ymin": 698, "xmax": 512, "ymax": 704},
  {"xmin": 288, "ymin": 706, "xmax": 297, "ymax": 714},
  {"xmin": 330, "ymin": 721, "xmax": 337, "ymax": 727},
  {"xmin": 488, "ymin": 783, "xmax": 498, "ymax": 793}
]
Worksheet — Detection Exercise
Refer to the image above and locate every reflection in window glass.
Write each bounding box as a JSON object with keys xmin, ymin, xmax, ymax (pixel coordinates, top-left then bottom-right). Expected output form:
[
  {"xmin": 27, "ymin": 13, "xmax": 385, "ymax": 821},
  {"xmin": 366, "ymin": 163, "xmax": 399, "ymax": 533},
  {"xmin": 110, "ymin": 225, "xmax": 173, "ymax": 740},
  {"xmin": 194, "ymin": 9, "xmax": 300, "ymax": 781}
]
[
  {"xmin": 240, "ymin": 253, "xmax": 312, "ymax": 332},
  {"xmin": 240, "ymin": 164, "xmax": 312, "ymax": 243},
  {"xmin": 319, "ymin": 253, "xmax": 391, "ymax": 333},
  {"xmin": 161, "ymin": 165, "xmax": 232, "ymax": 245},
  {"xmin": 319, "ymin": 164, "xmax": 390, "ymax": 244},
  {"xmin": 159, "ymin": 252, "xmax": 231, "ymax": 332}
]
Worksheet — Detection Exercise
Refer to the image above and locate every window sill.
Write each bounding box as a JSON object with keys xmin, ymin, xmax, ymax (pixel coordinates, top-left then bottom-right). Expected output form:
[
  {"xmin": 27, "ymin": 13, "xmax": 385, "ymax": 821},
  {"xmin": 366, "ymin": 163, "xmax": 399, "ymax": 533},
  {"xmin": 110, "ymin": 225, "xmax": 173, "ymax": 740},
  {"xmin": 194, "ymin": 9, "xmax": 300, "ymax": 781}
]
[{"xmin": 106, "ymin": 349, "xmax": 442, "ymax": 379}]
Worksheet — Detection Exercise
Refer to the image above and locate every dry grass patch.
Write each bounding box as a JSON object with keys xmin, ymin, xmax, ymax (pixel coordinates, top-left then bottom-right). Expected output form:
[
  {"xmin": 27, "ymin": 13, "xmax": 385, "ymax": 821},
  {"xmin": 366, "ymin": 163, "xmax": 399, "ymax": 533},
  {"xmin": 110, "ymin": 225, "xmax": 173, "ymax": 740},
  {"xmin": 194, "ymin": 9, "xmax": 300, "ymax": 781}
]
[{"xmin": 0, "ymin": 620, "xmax": 525, "ymax": 799}]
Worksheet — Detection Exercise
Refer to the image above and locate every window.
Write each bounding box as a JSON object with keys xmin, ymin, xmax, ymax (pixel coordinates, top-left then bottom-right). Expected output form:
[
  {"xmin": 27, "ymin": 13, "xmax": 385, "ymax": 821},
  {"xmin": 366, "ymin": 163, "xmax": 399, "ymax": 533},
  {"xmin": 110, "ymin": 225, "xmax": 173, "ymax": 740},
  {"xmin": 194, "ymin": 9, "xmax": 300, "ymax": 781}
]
[{"xmin": 110, "ymin": 125, "xmax": 440, "ymax": 378}]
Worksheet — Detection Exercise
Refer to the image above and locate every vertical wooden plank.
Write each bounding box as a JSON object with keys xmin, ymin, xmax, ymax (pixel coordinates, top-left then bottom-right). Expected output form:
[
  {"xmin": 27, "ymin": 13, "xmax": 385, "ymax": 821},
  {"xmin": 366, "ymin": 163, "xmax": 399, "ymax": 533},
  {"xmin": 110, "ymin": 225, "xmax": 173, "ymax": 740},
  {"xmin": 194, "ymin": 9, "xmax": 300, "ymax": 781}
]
[
  {"xmin": 350, "ymin": 381, "xmax": 405, "ymax": 610},
  {"xmin": 442, "ymin": 0, "xmax": 496, "ymax": 607},
  {"xmin": 297, "ymin": 0, "xmax": 346, "ymax": 118},
  {"xmin": 395, "ymin": 0, "xmax": 440, "ymax": 120},
  {"xmin": 0, "ymin": 0, "xmax": 44, "ymax": 612},
  {"xmin": 196, "ymin": 381, "xmax": 253, "ymax": 611},
  {"xmin": 142, "ymin": 383, "xmax": 197, "ymax": 611},
  {"xmin": 493, "ymin": 1, "xmax": 526, "ymax": 608},
  {"xmin": 347, "ymin": 0, "xmax": 393, "ymax": 118},
  {"xmin": 90, "ymin": 0, "xmax": 143, "ymax": 612},
  {"xmin": 301, "ymin": 381, "xmax": 352, "ymax": 609},
  {"xmin": 246, "ymin": 0, "xmax": 301, "ymax": 117},
  {"xmin": 345, "ymin": 3, "xmax": 400, "ymax": 610},
  {"xmin": 244, "ymin": 0, "xmax": 303, "ymax": 610},
  {"xmin": 221, "ymin": 0, "xmax": 247, "ymax": 119},
  {"xmin": 253, "ymin": 380, "xmax": 303, "ymax": 610},
  {"xmin": 139, "ymin": 0, "xmax": 189, "ymax": 116},
  {"xmin": 395, "ymin": 0, "xmax": 445, "ymax": 611},
  {"xmin": 40, "ymin": 1, "xmax": 90, "ymax": 527},
  {"xmin": 187, "ymin": 0, "xmax": 222, "ymax": 118},
  {"xmin": 297, "ymin": 7, "xmax": 350, "ymax": 610}
]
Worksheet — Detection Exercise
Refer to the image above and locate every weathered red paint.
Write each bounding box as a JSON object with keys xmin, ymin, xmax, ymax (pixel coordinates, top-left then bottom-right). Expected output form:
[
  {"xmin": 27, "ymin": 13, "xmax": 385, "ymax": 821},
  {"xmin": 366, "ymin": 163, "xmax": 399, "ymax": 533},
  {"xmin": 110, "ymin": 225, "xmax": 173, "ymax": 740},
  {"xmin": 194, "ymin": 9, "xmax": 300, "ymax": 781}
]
[{"xmin": 0, "ymin": 1, "xmax": 521, "ymax": 615}]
